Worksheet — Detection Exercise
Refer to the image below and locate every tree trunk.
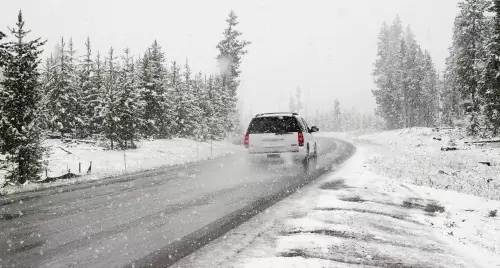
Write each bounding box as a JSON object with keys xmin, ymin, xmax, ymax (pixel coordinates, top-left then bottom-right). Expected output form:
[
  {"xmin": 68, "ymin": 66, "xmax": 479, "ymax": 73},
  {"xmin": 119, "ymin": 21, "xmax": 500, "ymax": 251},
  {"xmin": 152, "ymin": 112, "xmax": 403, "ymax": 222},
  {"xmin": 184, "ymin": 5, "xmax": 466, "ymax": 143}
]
[{"xmin": 18, "ymin": 154, "xmax": 26, "ymax": 184}]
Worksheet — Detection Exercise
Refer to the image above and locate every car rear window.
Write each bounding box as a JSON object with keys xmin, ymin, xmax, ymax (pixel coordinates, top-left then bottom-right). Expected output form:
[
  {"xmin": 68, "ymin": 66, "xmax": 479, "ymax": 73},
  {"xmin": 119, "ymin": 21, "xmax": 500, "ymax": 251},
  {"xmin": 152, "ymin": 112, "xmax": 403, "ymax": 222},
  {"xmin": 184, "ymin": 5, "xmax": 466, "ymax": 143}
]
[{"xmin": 247, "ymin": 116, "xmax": 301, "ymax": 134}]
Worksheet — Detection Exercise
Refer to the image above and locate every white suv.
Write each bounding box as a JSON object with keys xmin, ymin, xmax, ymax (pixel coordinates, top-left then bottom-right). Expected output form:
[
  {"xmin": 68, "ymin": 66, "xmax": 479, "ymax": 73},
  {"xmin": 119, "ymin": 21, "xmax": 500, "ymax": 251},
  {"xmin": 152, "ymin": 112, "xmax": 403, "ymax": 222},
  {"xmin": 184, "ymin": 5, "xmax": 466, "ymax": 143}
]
[{"xmin": 243, "ymin": 112, "xmax": 319, "ymax": 169}]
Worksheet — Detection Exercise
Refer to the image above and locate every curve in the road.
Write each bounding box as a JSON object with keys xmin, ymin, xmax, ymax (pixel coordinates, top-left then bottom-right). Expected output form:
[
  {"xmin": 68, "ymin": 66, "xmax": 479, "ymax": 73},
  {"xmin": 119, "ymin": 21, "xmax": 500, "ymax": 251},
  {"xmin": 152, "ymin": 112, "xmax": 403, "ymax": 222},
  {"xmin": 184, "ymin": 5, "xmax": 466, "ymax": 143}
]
[
  {"xmin": 127, "ymin": 138, "xmax": 355, "ymax": 268},
  {"xmin": 0, "ymin": 137, "xmax": 355, "ymax": 268}
]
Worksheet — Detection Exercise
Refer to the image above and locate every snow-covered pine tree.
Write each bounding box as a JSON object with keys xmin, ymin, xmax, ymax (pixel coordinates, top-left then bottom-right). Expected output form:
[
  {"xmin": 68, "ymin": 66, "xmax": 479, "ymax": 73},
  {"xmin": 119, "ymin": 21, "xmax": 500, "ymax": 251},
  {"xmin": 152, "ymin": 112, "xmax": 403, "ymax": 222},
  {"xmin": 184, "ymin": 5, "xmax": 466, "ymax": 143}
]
[
  {"xmin": 333, "ymin": 99, "xmax": 341, "ymax": 131},
  {"xmin": 372, "ymin": 22, "xmax": 394, "ymax": 129},
  {"xmin": 204, "ymin": 75, "xmax": 217, "ymax": 139},
  {"xmin": 171, "ymin": 60, "xmax": 202, "ymax": 138},
  {"xmin": 216, "ymin": 10, "xmax": 251, "ymax": 136},
  {"xmin": 150, "ymin": 41, "xmax": 172, "ymax": 138},
  {"xmin": 39, "ymin": 54, "xmax": 55, "ymax": 132},
  {"xmin": 203, "ymin": 74, "xmax": 222, "ymax": 139},
  {"xmin": 139, "ymin": 41, "xmax": 171, "ymax": 138},
  {"xmin": 79, "ymin": 37, "xmax": 95, "ymax": 137},
  {"xmin": 137, "ymin": 49, "xmax": 155, "ymax": 137},
  {"xmin": 100, "ymin": 47, "xmax": 120, "ymax": 149},
  {"xmin": 422, "ymin": 51, "xmax": 439, "ymax": 127},
  {"xmin": 372, "ymin": 17, "xmax": 404, "ymax": 129},
  {"xmin": 0, "ymin": 30, "xmax": 6, "ymax": 65},
  {"xmin": 89, "ymin": 51, "xmax": 105, "ymax": 135},
  {"xmin": 191, "ymin": 72, "xmax": 206, "ymax": 140},
  {"xmin": 193, "ymin": 73, "xmax": 210, "ymax": 141},
  {"xmin": 67, "ymin": 38, "xmax": 85, "ymax": 138},
  {"xmin": 176, "ymin": 60, "xmax": 194, "ymax": 137},
  {"xmin": 373, "ymin": 16, "xmax": 441, "ymax": 130},
  {"xmin": 0, "ymin": 11, "xmax": 46, "ymax": 185},
  {"xmin": 405, "ymin": 25, "xmax": 416, "ymax": 47},
  {"xmin": 441, "ymin": 51, "xmax": 462, "ymax": 126},
  {"xmin": 396, "ymin": 37, "xmax": 408, "ymax": 127},
  {"xmin": 170, "ymin": 60, "xmax": 182, "ymax": 137},
  {"xmin": 451, "ymin": 0, "xmax": 490, "ymax": 135},
  {"xmin": 289, "ymin": 94, "xmax": 296, "ymax": 113},
  {"xmin": 295, "ymin": 87, "xmax": 303, "ymax": 114},
  {"xmin": 211, "ymin": 74, "xmax": 227, "ymax": 139},
  {"xmin": 405, "ymin": 40, "xmax": 424, "ymax": 127},
  {"xmin": 483, "ymin": 0, "xmax": 500, "ymax": 135},
  {"xmin": 0, "ymin": 31, "xmax": 4, "ymax": 151},
  {"xmin": 46, "ymin": 37, "xmax": 81, "ymax": 137},
  {"xmin": 115, "ymin": 48, "xmax": 143, "ymax": 148}
]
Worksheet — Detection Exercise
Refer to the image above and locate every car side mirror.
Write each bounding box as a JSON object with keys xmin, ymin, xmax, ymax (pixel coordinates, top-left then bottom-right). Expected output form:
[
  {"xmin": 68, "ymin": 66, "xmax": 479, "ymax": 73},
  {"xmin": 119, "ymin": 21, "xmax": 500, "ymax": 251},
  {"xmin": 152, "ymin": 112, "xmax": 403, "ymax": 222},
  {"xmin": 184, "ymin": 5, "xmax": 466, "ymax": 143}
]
[{"xmin": 310, "ymin": 126, "xmax": 319, "ymax": 133}]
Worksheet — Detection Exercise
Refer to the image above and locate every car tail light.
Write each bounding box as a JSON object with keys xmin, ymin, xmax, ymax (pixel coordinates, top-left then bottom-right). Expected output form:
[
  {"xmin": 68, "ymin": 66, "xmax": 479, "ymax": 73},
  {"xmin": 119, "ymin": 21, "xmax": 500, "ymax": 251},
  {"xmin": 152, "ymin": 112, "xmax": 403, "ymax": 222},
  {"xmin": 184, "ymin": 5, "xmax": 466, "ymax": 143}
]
[
  {"xmin": 298, "ymin": 132, "xmax": 304, "ymax": 147},
  {"xmin": 243, "ymin": 132, "xmax": 249, "ymax": 148}
]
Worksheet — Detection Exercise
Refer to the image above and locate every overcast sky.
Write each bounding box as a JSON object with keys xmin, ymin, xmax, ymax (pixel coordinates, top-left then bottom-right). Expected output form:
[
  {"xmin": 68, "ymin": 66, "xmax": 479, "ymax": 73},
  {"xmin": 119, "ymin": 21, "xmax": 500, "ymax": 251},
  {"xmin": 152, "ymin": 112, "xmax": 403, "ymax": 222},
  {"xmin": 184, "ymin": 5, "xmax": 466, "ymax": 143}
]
[{"xmin": 1, "ymin": 0, "xmax": 460, "ymax": 119}]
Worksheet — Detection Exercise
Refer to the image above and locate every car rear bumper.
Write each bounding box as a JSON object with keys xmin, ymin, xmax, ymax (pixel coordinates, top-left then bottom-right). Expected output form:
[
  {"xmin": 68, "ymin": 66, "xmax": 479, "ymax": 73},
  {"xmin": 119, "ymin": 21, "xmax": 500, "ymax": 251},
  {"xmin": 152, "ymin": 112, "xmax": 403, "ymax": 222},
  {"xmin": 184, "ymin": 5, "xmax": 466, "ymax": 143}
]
[{"xmin": 247, "ymin": 148, "xmax": 307, "ymax": 163}]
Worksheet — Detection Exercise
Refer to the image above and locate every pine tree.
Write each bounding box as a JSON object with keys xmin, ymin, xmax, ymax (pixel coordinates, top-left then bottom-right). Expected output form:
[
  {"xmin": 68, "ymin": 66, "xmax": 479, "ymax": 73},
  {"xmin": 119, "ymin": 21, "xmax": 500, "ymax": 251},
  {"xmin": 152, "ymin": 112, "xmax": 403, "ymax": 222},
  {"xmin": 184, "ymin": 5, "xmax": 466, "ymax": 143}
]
[
  {"xmin": 372, "ymin": 18, "xmax": 404, "ymax": 129},
  {"xmin": 138, "ymin": 41, "xmax": 172, "ymax": 138},
  {"xmin": 0, "ymin": 31, "xmax": 4, "ymax": 152},
  {"xmin": 174, "ymin": 60, "xmax": 202, "ymax": 137},
  {"xmin": 79, "ymin": 37, "xmax": 95, "ymax": 137},
  {"xmin": 483, "ymin": 0, "xmax": 500, "ymax": 135},
  {"xmin": 204, "ymin": 74, "xmax": 225, "ymax": 139},
  {"xmin": 67, "ymin": 38, "xmax": 85, "ymax": 138},
  {"xmin": 46, "ymin": 37, "xmax": 81, "ymax": 137},
  {"xmin": 191, "ymin": 72, "xmax": 206, "ymax": 140},
  {"xmin": 210, "ymin": 74, "xmax": 227, "ymax": 138},
  {"xmin": 170, "ymin": 60, "xmax": 182, "ymax": 136},
  {"xmin": 0, "ymin": 31, "xmax": 7, "ymax": 66},
  {"xmin": 422, "ymin": 51, "xmax": 439, "ymax": 127},
  {"xmin": 100, "ymin": 47, "xmax": 120, "ymax": 149},
  {"xmin": 295, "ymin": 87, "xmax": 303, "ymax": 113},
  {"xmin": 151, "ymin": 41, "xmax": 172, "ymax": 138},
  {"xmin": 333, "ymin": 99, "xmax": 341, "ymax": 131},
  {"xmin": 373, "ymin": 16, "xmax": 442, "ymax": 130},
  {"xmin": 441, "ymin": 52, "xmax": 462, "ymax": 125},
  {"xmin": 89, "ymin": 51, "xmax": 104, "ymax": 134},
  {"xmin": 396, "ymin": 38, "xmax": 408, "ymax": 127},
  {"xmin": 115, "ymin": 48, "xmax": 143, "ymax": 148},
  {"xmin": 289, "ymin": 94, "xmax": 296, "ymax": 113},
  {"xmin": 216, "ymin": 10, "xmax": 251, "ymax": 135},
  {"xmin": 372, "ymin": 22, "xmax": 394, "ymax": 128},
  {"xmin": 137, "ymin": 50, "xmax": 154, "ymax": 136},
  {"xmin": 39, "ymin": 54, "xmax": 55, "ymax": 132},
  {"xmin": 193, "ymin": 73, "xmax": 210, "ymax": 141},
  {"xmin": 0, "ymin": 11, "xmax": 46, "ymax": 185},
  {"xmin": 405, "ymin": 39, "xmax": 424, "ymax": 127},
  {"xmin": 451, "ymin": 0, "xmax": 490, "ymax": 135},
  {"xmin": 204, "ymin": 75, "xmax": 218, "ymax": 139}
]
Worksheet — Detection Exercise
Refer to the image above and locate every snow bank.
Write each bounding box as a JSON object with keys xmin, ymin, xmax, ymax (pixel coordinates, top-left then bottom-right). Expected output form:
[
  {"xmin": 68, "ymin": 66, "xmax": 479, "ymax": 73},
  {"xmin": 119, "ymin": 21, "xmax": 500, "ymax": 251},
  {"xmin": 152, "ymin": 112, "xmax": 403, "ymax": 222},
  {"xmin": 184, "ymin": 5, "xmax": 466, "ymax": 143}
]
[{"xmin": 0, "ymin": 138, "xmax": 242, "ymax": 195}]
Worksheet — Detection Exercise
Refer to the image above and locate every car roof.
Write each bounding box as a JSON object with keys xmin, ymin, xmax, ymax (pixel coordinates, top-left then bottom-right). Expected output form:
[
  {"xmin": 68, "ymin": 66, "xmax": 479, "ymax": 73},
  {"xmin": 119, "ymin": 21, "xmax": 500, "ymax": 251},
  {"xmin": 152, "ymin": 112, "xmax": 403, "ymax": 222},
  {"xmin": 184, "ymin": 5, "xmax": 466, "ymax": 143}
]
[{"xmin": 254, "ymin": 112, "xmax": 299, "ymax": 118}]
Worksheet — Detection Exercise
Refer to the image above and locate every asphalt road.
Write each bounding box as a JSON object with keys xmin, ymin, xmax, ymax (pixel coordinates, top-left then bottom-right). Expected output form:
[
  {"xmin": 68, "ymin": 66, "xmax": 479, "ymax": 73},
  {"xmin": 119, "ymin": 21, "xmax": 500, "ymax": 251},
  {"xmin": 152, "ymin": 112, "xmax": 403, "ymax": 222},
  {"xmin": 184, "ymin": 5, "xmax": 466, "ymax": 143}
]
[{"xmin": 0, "ymin": 137, "xmax": 354, "ymax": 268}]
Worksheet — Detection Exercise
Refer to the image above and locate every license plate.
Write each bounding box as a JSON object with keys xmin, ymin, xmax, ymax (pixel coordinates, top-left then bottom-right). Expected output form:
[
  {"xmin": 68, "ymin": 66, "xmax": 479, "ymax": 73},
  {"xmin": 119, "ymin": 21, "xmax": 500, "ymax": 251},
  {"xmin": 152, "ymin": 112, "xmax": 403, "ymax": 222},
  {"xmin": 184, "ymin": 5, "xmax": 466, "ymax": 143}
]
[{"xmin": 267, "ymin": 154, "xmax": 280, "ymax": 158}]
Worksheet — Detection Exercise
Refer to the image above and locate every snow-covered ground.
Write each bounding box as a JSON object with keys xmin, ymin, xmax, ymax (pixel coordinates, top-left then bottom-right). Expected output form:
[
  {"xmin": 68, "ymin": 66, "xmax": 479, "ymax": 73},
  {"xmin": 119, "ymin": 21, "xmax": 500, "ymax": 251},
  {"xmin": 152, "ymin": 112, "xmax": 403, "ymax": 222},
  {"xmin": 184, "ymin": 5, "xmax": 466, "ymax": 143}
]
[
  {"xmin": 355, "ymin": 127, "xmax": 500, "ymax": 200},
  {"xmin": 174, "ymin": 130, "xmax": 500, "ymax": 268},
  {"xmin": 0, "ymin": 138, "xmax": 242, "ymax": 195}
]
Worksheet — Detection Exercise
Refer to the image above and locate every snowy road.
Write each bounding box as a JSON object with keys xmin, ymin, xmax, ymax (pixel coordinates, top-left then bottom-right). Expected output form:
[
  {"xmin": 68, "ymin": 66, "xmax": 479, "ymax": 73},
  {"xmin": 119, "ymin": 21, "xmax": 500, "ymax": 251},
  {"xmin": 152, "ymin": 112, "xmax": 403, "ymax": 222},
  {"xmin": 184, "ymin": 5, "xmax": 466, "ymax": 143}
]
[{"xmin": 0, "ymin": 137, "xmax": 354, "ymax": 268}]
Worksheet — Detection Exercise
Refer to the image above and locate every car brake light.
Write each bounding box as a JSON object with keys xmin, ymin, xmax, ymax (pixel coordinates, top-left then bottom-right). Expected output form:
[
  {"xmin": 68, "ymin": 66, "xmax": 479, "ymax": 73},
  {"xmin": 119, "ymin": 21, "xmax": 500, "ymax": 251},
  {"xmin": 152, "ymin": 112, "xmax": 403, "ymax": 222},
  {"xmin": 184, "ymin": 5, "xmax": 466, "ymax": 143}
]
[
  {"xmin": 244, "ymin": 132, "xmax": 249, "ymax": 148},
  {"xmin": 298, "ymin": 132, "xmax": 304, "ymax": 147}
]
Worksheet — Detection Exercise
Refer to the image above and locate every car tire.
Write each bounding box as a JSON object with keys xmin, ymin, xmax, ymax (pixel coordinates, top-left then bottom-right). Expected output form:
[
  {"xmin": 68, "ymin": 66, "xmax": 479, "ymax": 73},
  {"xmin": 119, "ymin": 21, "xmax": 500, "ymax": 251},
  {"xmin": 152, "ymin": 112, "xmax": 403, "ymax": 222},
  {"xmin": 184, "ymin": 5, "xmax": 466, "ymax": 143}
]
[
  {"xmin": 301, "ymin": 144, "xmax": 311, "ymax": 174},
  {"xmin": 313, "ymin": 142, "xmax": 318, "ymax": 167},
  {"xmin": 304, "ymin": 143, "xmax": 319, "ymax": 174}
]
